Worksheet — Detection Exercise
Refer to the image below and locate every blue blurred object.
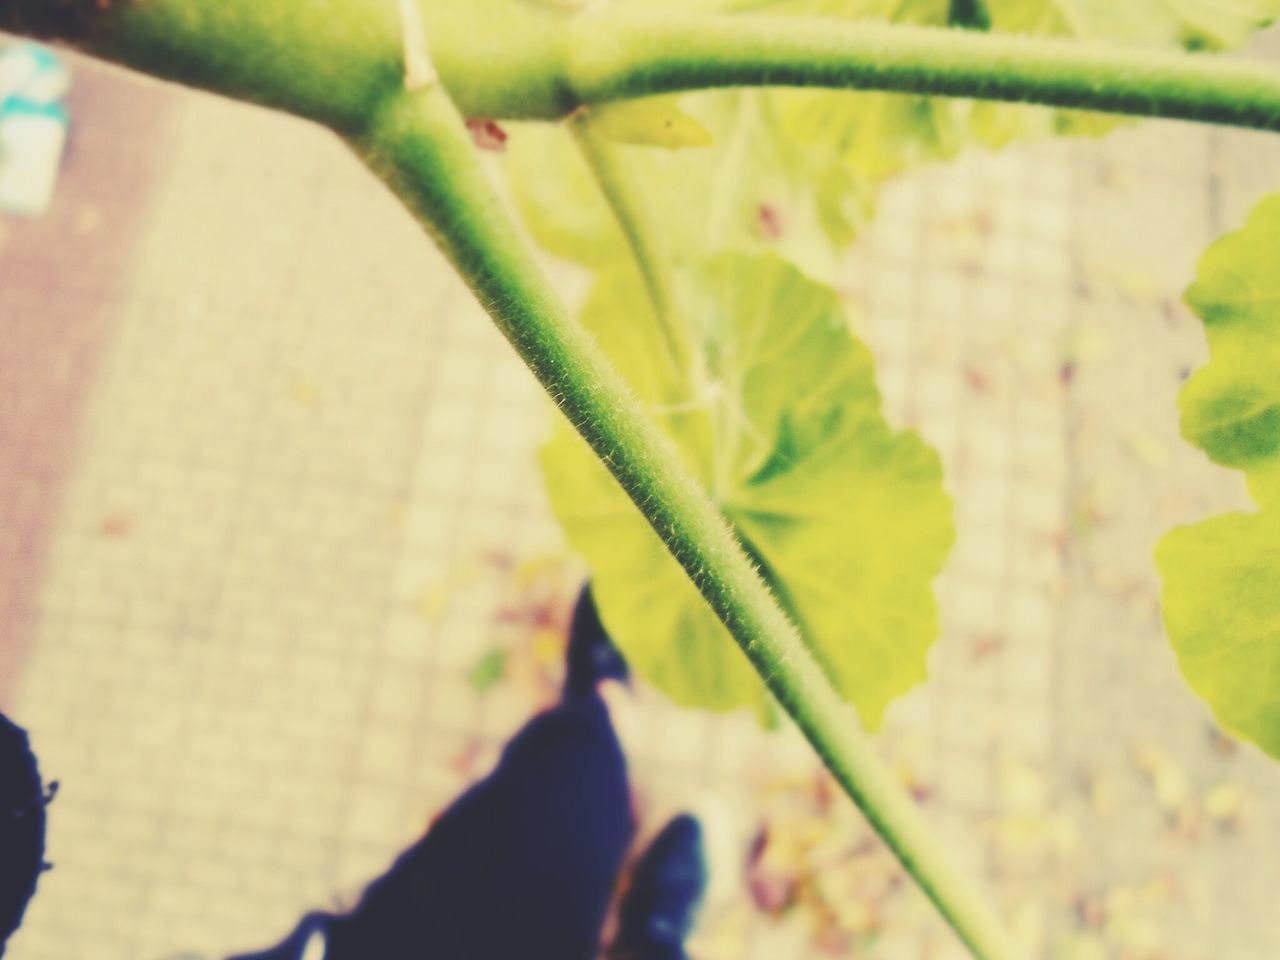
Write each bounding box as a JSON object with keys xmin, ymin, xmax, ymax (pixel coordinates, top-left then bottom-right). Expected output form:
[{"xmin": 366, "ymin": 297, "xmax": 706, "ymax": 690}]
[
  {"xmin": 610, "ymin": 815, "xmax": 708, "ymax": 960},
  {"xmin": 564, "ymin": 583, "xmax": 630, "ymax": 700},
  {"xmin": 228, "ymin": 695, "xmax": 635, "ymax": 960},
  {"xmin": 0, "ymin": 713, "xmax": 51, "ymax": 960},
  {"xmin": 226, "ymin": 594, "xmax": 707, "ymax": 960},
  {"xmin": 0, "ymin": 41, "xmax": 71, "ymax": 215}
]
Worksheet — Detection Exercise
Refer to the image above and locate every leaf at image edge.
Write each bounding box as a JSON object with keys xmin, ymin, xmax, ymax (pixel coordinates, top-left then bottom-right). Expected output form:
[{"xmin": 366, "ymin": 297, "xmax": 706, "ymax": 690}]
[
  {"xmin": 1181, "ymin": 192, "xmax": 1280, "ymax": 508},
  {"xmin": 1156, "ymin": 510, "xmax": 1280, "ymax": 759}
]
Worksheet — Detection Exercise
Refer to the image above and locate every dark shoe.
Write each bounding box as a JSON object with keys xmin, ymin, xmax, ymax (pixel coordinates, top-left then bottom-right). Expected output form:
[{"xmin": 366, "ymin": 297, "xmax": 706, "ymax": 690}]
[
  {"xmin": 564, "ymin": 584, "xmax": 629, "ymax": 700},
  {"xmin": 310, "ymin": 696, "xmax": 633, "ymax": 960},
  {"xmin": 610, "ymin": 815, "xmax": 706, "ymax": 960}
]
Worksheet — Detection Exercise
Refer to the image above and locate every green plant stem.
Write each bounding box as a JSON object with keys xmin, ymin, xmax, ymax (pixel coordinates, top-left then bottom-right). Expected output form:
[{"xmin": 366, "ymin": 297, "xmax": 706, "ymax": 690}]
[
  {"xmin": 355, "ymin": 60, "xmax": 1015, "ymax": 960},
  {"xmin": 569, "ymin": 116, "xmax": 689, "ymax": 379},
  {"xmin": 565, "ymin": 12, "xmax": 1280, "ymax": 132},
  {"xmin": 9, "ymin": 3, "xmax": 1280, "ymax": 133}
]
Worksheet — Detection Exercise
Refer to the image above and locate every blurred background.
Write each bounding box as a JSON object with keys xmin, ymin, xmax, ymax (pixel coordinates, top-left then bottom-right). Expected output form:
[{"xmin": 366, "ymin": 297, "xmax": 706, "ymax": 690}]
[{"xmin": 2, "ymin": 27, "xmax": 1280, "ymax": 960}]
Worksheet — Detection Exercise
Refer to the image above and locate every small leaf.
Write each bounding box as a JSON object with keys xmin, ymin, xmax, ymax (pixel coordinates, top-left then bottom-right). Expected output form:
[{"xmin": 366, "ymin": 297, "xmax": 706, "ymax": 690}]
[
  {"xmin": 589, "ymin": 95, "xmax": 715, "ymax": 149},
  {"xmin": 468, "ymin": 647, "xmax": 508, "ymax": 693},
  {"xmin": 540, "ymin": 255, "xmax": 953, "ymax": 727},
  {"xmin": 1182, "ymin": 193, "xmax": 1280, "ymax": 507}
]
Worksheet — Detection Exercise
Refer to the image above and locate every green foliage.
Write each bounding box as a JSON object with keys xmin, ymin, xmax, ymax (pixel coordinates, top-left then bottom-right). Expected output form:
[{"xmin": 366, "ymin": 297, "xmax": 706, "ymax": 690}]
[
  {"xmin": 512, "ymin": 0, "xmax": 1280, "ymax": 265},
  {"xmin": 1158, "ymin": 512, "xmax": 1280, "ymax": 757},
  {"xmin": 758, "ymin": 0, "xmax": 1280, "ymax": 225},
  {"xmin": 984, "ymin": 0, "xmax": 1280, "ymax": 49},
  {"xmin": 507, "ymin": 94, "xmax": 842, "ymax": 278},
  {"xmin": 1181, "ymin": 195, "xmax": 1280, "ymax": 507},
  {"xmin": 541, "ymin": 255, "xmax": 953, "ymax": 727},
  {"xmin": 511, "ymin": 79, "xmax": 957, "ymax": 726},
  {"xmin": 509, "ymin": 0, "xmax": 1280, "ymax": 728},
  {"xmin": 1156, "ymin": 194, "xmax": 1280, "ymax": 759}
]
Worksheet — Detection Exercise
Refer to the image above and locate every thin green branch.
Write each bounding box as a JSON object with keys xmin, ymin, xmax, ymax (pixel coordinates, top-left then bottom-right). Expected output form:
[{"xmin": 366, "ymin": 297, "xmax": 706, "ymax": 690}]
[
  {"xmin": 353, "ymin": 57, "xmax": 1015, "ymax": 960},
  {"xmin": 566, "ymin": 12, "xmax": 1280, "ymax": 132},
  {"xmin": 569, "ymin": 115, "xmax": 689, "ymax": 379}
]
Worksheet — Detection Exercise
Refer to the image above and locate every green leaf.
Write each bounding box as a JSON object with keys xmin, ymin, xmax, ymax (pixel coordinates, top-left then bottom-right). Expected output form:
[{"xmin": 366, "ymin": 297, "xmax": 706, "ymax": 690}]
[
  {"xmin": 1182, "ymin": 193, "xmax": 1280, "ymax": 508},
  {"xmin": 1156, "ymin": 512, "xmax": 1280, "ymax": 757},
  {"xmin": 742, "ymin": 1, "xmax": 976, "ymax": 233},
  {"xmin": 540, "ymin": 255, "xmax": 954, "ymax": 727},
  {"xmin": 1157, "ymin": 194, "xmax": 1280, "ymax": 759},
  {"xmin": 589, "ymin": 95, "xmax": 716, "ymax": 149},
  {"xmin": 469, "ymin": 647, "xmax": 509, "ymax": 692}
]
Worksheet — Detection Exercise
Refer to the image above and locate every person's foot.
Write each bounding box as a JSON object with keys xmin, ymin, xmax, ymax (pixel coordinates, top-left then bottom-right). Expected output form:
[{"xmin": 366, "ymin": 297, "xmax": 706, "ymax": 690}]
[
  {"xmin": 610, "ymin": 814, "xmax": 707, "ymax": 960},
  {"xmin": 564, "ymin": 584, "xmax": 629, "ymax": 700}
]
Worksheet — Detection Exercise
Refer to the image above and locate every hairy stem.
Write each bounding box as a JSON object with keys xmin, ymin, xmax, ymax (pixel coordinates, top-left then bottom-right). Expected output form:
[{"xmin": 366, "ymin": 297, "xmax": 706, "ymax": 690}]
[
  {"xmin": 567, "ymin": 12, "xmax": 1280, "ymax": 131},
  {"xmin": 354, "ymin": 58, "xmax": 1014, "ymax": 960},
  {"xmin": 8, "ymin": 3, "xmax": 1280, "ymax": 132},
  {"xmin": 569, "ymin": 115, "xmax": 688, "ymax": 378}
]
